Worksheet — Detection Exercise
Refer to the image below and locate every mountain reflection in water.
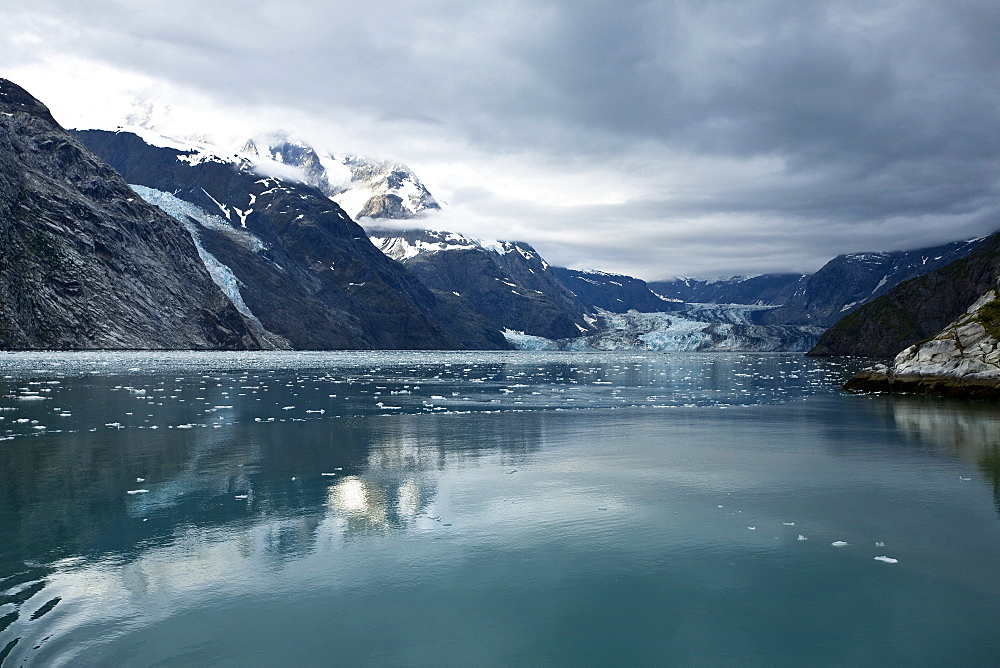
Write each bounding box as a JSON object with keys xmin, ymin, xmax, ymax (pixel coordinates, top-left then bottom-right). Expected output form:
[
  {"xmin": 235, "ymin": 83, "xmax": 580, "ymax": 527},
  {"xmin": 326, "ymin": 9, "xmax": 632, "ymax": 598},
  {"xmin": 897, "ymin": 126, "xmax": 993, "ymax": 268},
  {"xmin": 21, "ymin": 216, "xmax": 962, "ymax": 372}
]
[{"xmin": 1, "ymin": 351, "xmax": 999, "ymax": 666}]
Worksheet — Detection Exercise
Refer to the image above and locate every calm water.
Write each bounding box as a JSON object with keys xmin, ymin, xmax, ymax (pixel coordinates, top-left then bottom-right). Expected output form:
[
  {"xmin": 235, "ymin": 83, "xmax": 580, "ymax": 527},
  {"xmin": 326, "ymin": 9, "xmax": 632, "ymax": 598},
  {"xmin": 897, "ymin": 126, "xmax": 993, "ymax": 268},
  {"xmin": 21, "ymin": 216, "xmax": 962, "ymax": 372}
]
[{"xmin": 1, "ymin": 351, "xmax": 999, "ymax": 666}]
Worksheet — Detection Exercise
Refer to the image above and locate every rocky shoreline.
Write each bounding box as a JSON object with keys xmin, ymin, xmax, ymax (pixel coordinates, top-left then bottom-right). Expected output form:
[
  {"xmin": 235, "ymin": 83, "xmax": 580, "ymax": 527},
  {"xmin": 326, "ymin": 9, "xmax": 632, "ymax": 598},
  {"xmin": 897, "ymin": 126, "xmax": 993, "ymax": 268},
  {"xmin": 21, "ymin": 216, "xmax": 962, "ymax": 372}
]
[{"xmin": 844, "ymin": 289, "xmax": 1000, "ymax": 399}]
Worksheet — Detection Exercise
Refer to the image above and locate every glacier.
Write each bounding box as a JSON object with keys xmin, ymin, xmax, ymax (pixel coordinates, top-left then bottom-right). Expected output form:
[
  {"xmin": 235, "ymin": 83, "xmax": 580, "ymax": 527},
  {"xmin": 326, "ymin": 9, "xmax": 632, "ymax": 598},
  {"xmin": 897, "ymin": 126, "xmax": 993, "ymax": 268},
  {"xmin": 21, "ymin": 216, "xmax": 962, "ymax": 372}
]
[
  {"xmin": 504, "ymin": 305, "xmax": 825, "ymax": 352},
  {"xmin": 130, "ymin": 185, "xmax": 265, "ymax": 325}
]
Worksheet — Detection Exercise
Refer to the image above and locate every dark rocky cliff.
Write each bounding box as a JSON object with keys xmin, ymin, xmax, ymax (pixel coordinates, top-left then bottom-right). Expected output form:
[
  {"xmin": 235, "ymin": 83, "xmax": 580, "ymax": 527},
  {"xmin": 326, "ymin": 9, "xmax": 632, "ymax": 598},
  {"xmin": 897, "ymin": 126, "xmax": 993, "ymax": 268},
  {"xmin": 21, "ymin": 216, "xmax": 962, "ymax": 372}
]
[
  {"xmin": 74, "ymin": 130, "xmax": 506, "ymax": 350},
  {"xmin": 809, "ymin": 231, "xmax": 1000, "ymax": 356},
  {"xmin": 0, "ymin": 79, "xmax": 265, "ymax": 350}
]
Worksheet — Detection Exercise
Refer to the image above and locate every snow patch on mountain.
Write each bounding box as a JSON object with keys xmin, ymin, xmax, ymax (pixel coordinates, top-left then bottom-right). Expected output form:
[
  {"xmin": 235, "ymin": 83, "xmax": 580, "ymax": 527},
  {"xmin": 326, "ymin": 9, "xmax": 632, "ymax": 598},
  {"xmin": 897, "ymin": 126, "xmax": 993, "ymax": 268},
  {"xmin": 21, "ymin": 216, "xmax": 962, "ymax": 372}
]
[{"xmin": 131, "ymin": 185, "xmax": 264, "ymax": 323}]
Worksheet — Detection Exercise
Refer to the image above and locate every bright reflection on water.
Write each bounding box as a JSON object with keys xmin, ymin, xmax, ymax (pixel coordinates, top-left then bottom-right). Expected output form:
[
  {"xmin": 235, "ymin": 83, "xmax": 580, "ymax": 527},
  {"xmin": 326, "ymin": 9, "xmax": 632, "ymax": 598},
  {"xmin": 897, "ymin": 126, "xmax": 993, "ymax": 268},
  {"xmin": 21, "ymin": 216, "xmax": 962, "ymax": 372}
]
[{"xmin": 1, "ymin": 351, "xmax": 1000, "ymax": 665}]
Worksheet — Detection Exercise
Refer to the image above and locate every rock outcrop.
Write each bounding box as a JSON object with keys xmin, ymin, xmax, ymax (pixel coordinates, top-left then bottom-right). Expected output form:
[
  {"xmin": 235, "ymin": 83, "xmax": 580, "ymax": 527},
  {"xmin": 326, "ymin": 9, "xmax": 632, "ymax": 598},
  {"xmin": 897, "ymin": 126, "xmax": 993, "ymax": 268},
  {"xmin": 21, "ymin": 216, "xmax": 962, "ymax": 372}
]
[
  {"xmin": 0, "ymin": 79, "xmax": 266, "ymax": 350},
  {"xmin": 844, "ymin": 287, "xmax": 1000, "ymax": 398}
]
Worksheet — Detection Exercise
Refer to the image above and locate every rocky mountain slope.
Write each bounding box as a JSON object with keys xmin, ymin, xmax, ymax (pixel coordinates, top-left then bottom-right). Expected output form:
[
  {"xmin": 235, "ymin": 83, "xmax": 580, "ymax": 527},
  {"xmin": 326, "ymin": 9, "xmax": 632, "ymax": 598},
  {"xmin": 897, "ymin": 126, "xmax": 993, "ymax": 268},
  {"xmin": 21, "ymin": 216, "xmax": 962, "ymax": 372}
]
[
  {"xmin": 73, "ymin": 129, "xmax": 505, "ymax": 350},
  {"xmin": 810, "ymin": 232, "xmax": 1000, "ymax": 356},
  {"xmin": 553, "ymin": 268, "xmax": 679, "ymax": 313},
  {"xmin": 650, "ymin": 240, "xmax": 984, "ymax": 329},
  {"xmin": 648, "ymin": 274, "xmax": 806, "ymax": 306},
  {"xmin": 844, "ymin": 285, "xmax": 1000, "ymax": 398},
  {"xmin": 368, "ymin": 228, "xmax": 595, "ymax": 340},
  {"xmin": 760, "ymin": 238, "xmax": 985, "ymax": 327},
  {"xmin": 0, "ymin": 79, "xmax": 268, "ymax": 350}
]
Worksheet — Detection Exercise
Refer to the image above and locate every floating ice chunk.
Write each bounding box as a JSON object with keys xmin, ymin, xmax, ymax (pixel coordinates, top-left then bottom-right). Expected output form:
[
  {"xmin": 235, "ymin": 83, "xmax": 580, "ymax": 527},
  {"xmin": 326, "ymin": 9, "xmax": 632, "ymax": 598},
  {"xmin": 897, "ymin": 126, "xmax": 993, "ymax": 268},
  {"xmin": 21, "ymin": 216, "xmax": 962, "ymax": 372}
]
[
  {"xmin": 797, "ymin": 535, "xmax": 808, "ymax": 541},
  {"xmin": 874, "ymin": 556, "xmax": 898, "ymax": 564},
  {"xmin": 831, "ymin": 541, "xmax": 849, "ymax": 547},
  {"xmin": 127, "ymin": 489, "xmax": 149, "ymax": 495},
  {"xmin": 875, "ymin": 541, "xmax": 885, "ymax": 547}
]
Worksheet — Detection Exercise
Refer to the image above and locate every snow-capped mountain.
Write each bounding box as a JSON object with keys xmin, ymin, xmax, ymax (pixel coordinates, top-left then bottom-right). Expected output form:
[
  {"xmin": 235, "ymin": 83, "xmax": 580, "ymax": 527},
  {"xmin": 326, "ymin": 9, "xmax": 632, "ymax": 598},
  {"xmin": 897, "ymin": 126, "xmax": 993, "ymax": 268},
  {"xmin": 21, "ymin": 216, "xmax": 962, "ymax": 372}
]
[
  {"xmin": 72, "ymin": 128, "xmax": 507, "ymax": 350},
  {"xmin": 254, "ymin": 136, "xmax": 440, "ymax": 220}
]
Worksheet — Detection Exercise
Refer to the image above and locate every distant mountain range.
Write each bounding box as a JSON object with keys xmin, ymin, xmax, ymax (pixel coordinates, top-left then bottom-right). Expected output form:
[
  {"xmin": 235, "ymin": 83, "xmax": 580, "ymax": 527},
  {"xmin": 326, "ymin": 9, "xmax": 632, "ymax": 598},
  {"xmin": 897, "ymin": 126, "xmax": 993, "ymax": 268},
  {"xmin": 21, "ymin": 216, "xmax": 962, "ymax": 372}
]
[{"xmin": 2, "ymin": 78, "xmax": 995, "ymax": 354}]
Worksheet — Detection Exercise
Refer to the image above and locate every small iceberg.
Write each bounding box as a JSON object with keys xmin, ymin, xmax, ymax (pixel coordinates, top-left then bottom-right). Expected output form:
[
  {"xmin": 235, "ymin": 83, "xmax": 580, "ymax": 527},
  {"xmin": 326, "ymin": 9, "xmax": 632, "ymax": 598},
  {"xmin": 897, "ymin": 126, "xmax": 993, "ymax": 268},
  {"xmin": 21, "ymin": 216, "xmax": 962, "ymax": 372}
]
[{"xmin": 797, "ymin": 535, "xmax": 808, "ymax": 541}]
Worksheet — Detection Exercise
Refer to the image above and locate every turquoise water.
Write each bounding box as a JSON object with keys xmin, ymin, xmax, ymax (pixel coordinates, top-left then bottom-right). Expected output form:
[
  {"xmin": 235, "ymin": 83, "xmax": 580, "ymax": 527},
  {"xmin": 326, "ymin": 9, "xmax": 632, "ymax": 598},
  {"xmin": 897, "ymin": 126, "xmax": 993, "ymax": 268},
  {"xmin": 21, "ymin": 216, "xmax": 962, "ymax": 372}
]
[{"xmin": 1, "ymin": 351, "xmax": 999, "ymax": 666}]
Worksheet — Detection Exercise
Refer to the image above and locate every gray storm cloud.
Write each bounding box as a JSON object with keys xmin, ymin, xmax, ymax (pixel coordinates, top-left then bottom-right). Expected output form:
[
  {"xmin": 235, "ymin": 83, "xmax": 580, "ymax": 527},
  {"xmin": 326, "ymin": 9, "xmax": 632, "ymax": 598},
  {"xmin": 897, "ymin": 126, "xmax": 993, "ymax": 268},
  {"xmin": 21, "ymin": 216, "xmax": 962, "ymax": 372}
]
[{"xmin": 2, "ymin": 0, "xmax": 998, "ymax": 278}]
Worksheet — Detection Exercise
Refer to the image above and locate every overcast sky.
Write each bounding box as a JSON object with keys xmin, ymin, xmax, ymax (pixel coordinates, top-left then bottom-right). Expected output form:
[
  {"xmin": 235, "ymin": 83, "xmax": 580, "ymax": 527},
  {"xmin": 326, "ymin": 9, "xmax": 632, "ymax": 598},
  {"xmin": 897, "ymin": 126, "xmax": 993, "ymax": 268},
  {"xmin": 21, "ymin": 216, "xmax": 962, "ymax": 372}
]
[{"xmin": 3, "ymin": 0, "xmax": 998, "ymax": 279}]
